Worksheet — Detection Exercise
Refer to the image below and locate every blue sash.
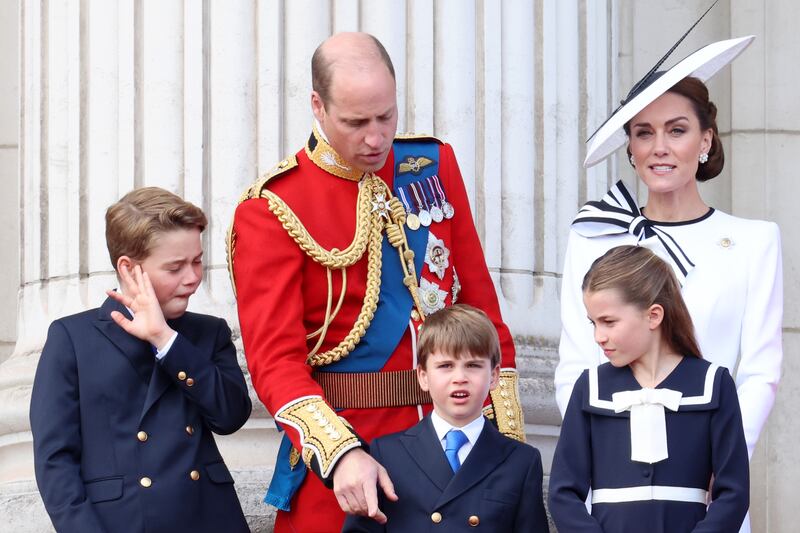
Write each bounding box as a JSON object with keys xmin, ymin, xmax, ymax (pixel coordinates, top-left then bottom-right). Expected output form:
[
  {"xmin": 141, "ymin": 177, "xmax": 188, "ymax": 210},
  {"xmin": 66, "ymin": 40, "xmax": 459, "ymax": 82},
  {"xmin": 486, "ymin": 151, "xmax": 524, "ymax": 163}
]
[{"xmin": 321, "ymin": 140, "xmax": 438, "ymax": 372}]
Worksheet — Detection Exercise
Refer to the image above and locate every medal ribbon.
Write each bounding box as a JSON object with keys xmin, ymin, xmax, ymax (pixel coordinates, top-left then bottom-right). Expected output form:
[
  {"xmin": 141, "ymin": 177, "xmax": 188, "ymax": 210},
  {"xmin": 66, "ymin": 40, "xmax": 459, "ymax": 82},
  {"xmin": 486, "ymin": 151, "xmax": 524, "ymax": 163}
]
[
  {"xmin": 397, "ymin": 186, "xmax": 415, "ymax": 214},
  {"xmin": 411, "ymin": 182, "xmax": 430, "ymax": 212}
]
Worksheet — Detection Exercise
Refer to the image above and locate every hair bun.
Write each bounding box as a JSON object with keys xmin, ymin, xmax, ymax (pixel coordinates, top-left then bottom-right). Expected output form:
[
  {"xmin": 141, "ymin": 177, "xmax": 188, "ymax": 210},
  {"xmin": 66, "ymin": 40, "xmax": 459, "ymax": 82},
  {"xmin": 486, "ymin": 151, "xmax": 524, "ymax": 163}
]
[{"xmin": 707, "ymin": 101, "xmax": 718, "ymax": 121}]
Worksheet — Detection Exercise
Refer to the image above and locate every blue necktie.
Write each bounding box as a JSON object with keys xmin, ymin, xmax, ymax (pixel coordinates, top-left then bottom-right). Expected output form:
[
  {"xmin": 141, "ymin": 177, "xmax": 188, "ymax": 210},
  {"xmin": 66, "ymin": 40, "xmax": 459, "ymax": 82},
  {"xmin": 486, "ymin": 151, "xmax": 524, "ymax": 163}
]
[{"xmin": 444, "ymin": 429, "xmax": 469, "ymax": 472}]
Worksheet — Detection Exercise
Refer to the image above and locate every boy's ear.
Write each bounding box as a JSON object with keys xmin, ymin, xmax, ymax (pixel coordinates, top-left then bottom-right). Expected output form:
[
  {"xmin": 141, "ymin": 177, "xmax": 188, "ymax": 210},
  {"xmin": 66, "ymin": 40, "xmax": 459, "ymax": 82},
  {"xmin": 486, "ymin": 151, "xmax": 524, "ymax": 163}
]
[
  {"xmin": 416, "ymin": 364, "xmax": 430, "ymax": 392},
  {"xmin": 488, "ymin": 364, "xmax": 501, "ymax": 391},
  {"xmin": 116, "ymin": 255, "xmax": 134, "ymax": 274}
]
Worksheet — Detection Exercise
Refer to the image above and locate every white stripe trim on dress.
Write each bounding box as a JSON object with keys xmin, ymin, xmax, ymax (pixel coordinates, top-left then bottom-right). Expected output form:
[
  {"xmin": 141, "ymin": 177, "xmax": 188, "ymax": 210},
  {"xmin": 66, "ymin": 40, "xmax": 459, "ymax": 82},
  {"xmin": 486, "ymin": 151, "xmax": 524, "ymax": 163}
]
[
  {"xmin": 680, "ymin": 364, "xmax": 719, "ymax": 405},
  {"xmin": 588, "ymin": 364, "xmax": 719, "ymax": 411},
  {"xmin": 592, "ymin": 485, "xmax": 708, "ymax": 504}
]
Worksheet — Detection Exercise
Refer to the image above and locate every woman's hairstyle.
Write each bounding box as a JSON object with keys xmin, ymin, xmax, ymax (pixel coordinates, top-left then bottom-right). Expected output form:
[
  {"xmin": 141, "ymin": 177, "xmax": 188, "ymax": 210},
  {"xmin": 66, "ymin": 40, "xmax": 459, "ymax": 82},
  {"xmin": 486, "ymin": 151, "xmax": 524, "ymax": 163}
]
[
  {"xmin": 582, "ymin": 245, "xmax": 702, "ymax": 359},
  {"xmin": 624, "ymin": 76, "xmax": 724, "ymax": 182}
]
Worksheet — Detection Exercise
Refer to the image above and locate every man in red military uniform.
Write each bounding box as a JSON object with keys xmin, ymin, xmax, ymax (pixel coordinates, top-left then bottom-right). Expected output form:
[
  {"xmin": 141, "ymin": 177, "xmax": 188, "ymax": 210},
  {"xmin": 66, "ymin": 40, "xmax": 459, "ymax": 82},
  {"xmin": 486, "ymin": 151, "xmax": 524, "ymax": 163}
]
[{"xmin": 228, "ymin": 32, "xmax": 524, "ymax": 532}]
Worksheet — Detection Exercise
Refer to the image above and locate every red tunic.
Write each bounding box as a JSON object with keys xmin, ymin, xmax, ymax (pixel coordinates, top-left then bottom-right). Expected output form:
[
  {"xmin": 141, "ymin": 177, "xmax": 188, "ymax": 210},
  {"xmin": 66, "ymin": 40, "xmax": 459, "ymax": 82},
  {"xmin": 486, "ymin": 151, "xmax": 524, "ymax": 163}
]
[{"xmin": 231, "ymin": 139, "xmax": 516, "ymax": 532}]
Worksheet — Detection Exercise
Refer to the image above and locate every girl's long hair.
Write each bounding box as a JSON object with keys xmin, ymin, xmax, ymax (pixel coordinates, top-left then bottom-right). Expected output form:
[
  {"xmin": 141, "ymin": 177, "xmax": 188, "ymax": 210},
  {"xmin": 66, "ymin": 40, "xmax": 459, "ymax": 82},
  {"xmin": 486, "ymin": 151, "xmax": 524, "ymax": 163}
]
[{"xmin": 582, "ymin": 245, "xmax": 702, "ymax": 359}]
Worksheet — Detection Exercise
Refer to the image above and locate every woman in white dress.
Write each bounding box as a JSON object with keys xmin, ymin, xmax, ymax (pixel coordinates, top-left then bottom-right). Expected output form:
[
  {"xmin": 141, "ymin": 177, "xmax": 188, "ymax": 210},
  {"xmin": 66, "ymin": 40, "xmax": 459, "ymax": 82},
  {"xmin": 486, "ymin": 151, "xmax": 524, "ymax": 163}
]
[{"xmin": 555, "ymin": 35, "xmax": 782, "ymax": 533}]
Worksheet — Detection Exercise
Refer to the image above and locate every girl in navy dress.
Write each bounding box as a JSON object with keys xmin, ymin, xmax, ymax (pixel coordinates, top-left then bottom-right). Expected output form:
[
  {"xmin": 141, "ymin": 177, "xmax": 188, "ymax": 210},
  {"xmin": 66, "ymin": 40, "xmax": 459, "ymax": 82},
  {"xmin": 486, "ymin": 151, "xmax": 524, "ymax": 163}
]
[{"xmin": 549, "ymin": 245, "xmax": 749, "ymax": 533}]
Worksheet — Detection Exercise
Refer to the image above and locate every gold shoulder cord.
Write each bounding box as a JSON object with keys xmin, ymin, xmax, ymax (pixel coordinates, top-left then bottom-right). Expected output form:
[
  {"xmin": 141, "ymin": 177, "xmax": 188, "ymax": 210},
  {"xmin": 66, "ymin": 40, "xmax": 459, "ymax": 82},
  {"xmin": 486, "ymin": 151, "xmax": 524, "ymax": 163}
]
[{"xmin": 260, "ymin": 174, "xmax": 425, "ymax": 367}]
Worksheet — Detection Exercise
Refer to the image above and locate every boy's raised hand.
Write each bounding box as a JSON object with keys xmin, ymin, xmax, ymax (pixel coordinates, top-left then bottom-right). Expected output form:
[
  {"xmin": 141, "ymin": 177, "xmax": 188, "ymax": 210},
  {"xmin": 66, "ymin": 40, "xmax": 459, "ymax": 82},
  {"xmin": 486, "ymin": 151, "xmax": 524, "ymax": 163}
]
[{"xmin": 106, "ymin": 264, "xmax": 175, "ymax": 350}]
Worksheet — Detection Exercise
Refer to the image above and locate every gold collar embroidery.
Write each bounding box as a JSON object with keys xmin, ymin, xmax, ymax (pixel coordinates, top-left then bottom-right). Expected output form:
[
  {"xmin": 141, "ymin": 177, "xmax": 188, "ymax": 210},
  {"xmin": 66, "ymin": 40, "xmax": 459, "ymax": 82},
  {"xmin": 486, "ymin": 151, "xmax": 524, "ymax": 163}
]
[{"xmin": 305, "ymin": 123, "xmax": 365, "ymax": 182}]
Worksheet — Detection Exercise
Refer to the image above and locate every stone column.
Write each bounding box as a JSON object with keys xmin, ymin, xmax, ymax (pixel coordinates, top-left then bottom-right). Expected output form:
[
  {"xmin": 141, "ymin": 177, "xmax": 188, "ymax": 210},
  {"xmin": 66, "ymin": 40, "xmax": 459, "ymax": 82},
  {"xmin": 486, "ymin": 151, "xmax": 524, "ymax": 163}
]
[
  {"xmin": 729, "ymin": 2, "xmax": 800, "ymax": 531},
  {"xmin": 2, "ymin": 1, "xmax": 617, "ymax": 531},
  {"xmin": 0, "ymin": 1, "xmax": 278, "ymax": 530}
]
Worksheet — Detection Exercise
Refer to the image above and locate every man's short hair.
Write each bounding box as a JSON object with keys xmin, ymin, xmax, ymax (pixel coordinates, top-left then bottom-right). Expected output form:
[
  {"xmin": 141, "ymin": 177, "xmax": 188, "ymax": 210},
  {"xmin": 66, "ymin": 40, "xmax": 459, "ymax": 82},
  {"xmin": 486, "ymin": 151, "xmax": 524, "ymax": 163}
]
[
  {"xmin": 417, "ymin": 304, "xmax": 501, "ymax": 368},
  {"xmin": 311, "ymin": 33, "xmax": 396, "ymax": 105},
  {"xmin": 105, "ymin": 187, "xmax": 207, "ymax": 268}
]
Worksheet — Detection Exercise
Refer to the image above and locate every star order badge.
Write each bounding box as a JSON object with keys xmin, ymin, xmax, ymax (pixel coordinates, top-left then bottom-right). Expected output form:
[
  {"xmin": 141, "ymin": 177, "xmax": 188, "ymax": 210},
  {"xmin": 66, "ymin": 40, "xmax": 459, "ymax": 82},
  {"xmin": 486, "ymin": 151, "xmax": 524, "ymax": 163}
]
[
  {"xmin": 398, "ymin": 156, "xmax": 435, "ymax": 176},
  {"xmin": 371, "ymin": 192, "xmax": 391, "ymax": 219},
  {"xmin": 425, "ymin": 232, "xmax": 450, "ymax": 280},
  {"xmin": 419, "ymin": 278, "xmax": 448, "ymax": 316}
]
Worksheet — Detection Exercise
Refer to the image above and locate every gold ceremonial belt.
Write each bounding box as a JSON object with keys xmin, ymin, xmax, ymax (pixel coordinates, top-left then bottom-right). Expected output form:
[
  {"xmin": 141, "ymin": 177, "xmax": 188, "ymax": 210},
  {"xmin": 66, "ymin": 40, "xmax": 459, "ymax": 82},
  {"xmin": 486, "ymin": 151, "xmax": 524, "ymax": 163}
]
[{"xmin": 312, "ymin": 369, "xmax": 432, "ymax": 410}]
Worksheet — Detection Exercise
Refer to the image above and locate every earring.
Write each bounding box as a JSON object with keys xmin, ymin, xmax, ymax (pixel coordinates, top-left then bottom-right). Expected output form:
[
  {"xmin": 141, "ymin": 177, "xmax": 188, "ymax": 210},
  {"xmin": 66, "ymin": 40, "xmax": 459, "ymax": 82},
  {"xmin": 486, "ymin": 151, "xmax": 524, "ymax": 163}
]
[
  {"xmin": 699, "ymin": 152, "xmax": 709, "ymax": 164},
  {"xmin": 629, "ymin": 155, "xmax": 635, "ymax": 167}
]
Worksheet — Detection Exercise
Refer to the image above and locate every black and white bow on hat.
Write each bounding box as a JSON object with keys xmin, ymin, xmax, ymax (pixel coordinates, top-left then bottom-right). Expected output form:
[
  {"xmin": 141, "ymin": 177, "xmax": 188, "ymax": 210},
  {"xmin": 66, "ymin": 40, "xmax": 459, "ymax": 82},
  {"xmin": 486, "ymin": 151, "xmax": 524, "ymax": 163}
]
[{"xmin": 572, "ymin": 181, "xmax": 695, "ymax": 285}]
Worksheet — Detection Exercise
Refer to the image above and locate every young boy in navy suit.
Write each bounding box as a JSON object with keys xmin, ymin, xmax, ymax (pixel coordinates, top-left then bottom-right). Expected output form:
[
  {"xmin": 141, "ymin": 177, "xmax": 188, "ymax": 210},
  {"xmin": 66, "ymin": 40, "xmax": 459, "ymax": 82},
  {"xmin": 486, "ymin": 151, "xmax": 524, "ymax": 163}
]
[
  {"xmin": 342, "ymin": 304, "xmax": 549, "ymax": 532},
  {"xmin": 30, "ymin": 187, "xmax": 252, "ymax": 533}
]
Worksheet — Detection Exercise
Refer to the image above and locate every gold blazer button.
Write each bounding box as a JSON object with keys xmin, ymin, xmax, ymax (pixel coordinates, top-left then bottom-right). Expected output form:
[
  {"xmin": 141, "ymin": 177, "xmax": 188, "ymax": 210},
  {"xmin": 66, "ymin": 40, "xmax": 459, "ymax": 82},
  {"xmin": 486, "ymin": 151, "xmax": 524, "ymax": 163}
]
[
  {"xmin": 190, "ymin": 470, "xmax": 200, "ymax": 481},
  {"xmin": 468, "ymin": 515, "xmax": 480, "ymax": 526},
  {"xmin": 431, "ymin": 512, "xmax": 442, "ymax": 523},
  {"xmin": 139, "ymin": 477, "xmax": 152, "ymax": 488},
  {"xmin": 136, "ymin": 431, "xmax": 148, "ymax": 442}
]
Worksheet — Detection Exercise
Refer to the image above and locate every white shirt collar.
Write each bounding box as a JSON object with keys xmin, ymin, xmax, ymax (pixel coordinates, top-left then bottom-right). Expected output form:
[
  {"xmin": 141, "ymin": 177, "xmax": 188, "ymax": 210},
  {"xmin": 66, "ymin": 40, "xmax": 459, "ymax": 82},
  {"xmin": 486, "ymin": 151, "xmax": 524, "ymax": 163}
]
[{"xmin": 430, "ymin": 410, "xmax": 485, "ymax": 447}]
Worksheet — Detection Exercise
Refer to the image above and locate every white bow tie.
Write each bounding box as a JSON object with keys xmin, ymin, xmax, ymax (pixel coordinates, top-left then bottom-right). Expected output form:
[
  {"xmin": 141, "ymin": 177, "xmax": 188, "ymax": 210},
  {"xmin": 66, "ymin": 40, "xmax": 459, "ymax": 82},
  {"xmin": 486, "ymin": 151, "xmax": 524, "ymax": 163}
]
[{"xmin": 612, "ymin": 388, "xmax": 683, "ymax": 464}]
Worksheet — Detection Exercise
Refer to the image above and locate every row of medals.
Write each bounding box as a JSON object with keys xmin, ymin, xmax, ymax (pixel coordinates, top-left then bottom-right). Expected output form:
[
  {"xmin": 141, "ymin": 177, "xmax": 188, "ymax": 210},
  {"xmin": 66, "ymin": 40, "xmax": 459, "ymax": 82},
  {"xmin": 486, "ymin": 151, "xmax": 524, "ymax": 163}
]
[
  {"xmin": 399, "ymin": 178, "xmax": 456, "ymax": 230},
  {"xmin": 406, "ymin": 201, "xmax": 455, "ymax": 230}
]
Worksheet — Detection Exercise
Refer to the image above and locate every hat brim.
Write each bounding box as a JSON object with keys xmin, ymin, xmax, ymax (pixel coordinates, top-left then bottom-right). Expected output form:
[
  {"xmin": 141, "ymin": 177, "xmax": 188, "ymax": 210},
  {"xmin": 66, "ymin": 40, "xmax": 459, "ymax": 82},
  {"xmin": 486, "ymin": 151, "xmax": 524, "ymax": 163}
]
[{"xmin": 584, "ymin": 35, "xmax": 755, "ymax": 168}]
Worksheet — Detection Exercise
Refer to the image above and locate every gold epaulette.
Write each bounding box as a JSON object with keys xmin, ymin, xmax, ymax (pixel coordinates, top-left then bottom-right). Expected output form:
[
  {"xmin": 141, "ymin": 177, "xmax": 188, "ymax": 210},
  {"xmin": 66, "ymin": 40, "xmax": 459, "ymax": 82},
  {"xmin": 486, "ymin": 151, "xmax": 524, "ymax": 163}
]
[
  {"xmin": 274, "ymin": 396, "xmax": 362, "ymax": 480},
  {"xmin": 394, "ymin": 132, "xmax": 444, "ymax": 144},
  {"xmin": 227, "ymin": 155, "xmax": 299, "ymax": 297},
  {"xmin": 237, "ymin": 155, "xmax": 299, "ymax": 203},
  {"xmin": 489, "ymin": 368, "xmax": 526, "ymax": 442}
]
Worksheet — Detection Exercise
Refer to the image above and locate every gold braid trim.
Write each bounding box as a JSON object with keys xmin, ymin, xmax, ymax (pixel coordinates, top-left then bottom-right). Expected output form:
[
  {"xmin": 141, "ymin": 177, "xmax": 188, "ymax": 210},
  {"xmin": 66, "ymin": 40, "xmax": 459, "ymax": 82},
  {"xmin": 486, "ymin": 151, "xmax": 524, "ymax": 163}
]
[
  {"xmin": 274, "ymin": 396, "xmax": 361, "ymax": 479},
  {"xmin": 305, "ymin": 214, "xmax": 383, "ymax": 366},
  {"xmin": 489, "ymin": 369, "xmax": 526, "ymax": 442},
  {"xmin": 384, "ymin": 197, "xmax": 426, "ymax": 319},
  {"xmin": 260, "ymin": 182, "xmax": 372, "ymax": 269},
  {"xmin": 261, "ymin": 175, "xmax": 396, "ymax": 367}
]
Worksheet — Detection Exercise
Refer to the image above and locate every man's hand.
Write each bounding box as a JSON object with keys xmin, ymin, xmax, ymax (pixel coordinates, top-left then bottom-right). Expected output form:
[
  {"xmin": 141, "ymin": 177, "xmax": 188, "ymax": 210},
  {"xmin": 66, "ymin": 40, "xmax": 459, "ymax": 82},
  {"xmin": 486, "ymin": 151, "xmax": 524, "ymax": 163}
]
[
  {"xmin": 333, "ymin": 448, "xmax": 398, "ymax": 524},
  {"xmin": 106, "ymin": 264, "xmax": 175, "ymax": 349}
]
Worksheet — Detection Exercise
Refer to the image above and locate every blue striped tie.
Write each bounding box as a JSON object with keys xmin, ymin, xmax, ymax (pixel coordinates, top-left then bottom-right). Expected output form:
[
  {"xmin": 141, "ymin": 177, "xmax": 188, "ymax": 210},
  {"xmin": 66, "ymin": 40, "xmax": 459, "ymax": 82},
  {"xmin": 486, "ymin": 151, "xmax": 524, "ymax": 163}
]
[{"xmin": 445, "ymin": 429, "xmax": 468, "ymax": 472}]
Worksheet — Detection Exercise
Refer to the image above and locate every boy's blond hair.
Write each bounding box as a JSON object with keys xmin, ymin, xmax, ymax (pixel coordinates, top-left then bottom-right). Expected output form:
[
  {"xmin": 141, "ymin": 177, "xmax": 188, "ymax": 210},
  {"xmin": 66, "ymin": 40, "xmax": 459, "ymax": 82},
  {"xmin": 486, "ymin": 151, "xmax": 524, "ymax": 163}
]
[
  {"xmin": 417, "ymin": 304, "xmax": 501, "ymax": 368},
  {"xmin": 105, "ymin": 187, "xmax": 207, "ymax": 268}
]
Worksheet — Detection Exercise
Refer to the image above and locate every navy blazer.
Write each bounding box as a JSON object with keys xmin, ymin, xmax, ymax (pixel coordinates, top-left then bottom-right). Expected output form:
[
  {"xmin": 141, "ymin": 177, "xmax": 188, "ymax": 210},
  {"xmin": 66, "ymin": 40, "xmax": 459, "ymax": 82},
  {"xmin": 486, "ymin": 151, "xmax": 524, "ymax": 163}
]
[
  {"xmin": 342, "ymin": 415, "xmax": 549, "ymax": 532},
  {"xmin": 549, "ymin": 358, "xmax": 749, "ymax": 533},
  {"xmin": 30, "ymin": 297, "xmax": 252, "ymax": 533}
]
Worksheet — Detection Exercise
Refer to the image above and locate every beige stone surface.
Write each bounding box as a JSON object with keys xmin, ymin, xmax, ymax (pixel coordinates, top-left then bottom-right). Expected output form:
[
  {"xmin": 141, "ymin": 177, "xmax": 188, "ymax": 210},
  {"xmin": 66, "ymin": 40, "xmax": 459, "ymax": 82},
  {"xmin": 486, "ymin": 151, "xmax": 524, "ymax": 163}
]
[
  {"xmin": 764, "ymin": 332, "xmax": 800, "ymax": 532},
  {"xmin": 0, "ymin": 149, "xmax": 19, "ymax": 364},
  {"xmin": 0, "ymin": 0, "xmax": 19, "ymax": 365}
]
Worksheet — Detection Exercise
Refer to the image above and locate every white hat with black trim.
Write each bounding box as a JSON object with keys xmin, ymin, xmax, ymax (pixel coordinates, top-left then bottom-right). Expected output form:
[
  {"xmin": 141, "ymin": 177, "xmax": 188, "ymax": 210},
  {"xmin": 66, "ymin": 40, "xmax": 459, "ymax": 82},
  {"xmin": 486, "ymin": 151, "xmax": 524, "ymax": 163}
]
[{"xmin": 584, "ymin": 3, "xmax": 754, "ymax": 168}]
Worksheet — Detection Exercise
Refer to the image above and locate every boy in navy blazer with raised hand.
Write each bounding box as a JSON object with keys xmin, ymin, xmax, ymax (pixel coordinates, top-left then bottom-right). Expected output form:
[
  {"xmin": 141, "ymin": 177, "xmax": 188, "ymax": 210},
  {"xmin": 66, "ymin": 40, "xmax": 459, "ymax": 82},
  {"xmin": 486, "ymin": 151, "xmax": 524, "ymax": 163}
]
[
  {"xmin": 30, "ymin": 187, "xmax": 251, "ymax": 533},
  {"xmin": 342, "ymin": 304, "xmax": 549, "ymax": 532}
]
